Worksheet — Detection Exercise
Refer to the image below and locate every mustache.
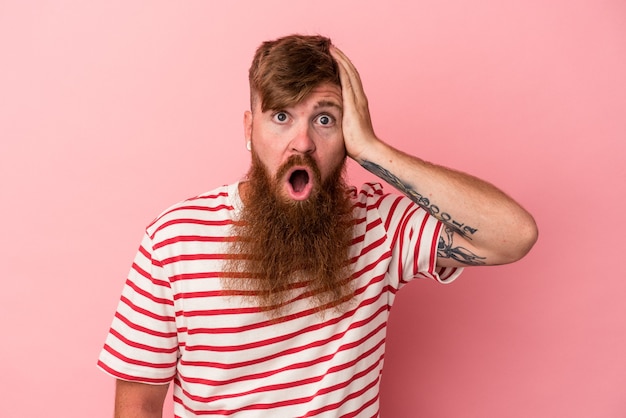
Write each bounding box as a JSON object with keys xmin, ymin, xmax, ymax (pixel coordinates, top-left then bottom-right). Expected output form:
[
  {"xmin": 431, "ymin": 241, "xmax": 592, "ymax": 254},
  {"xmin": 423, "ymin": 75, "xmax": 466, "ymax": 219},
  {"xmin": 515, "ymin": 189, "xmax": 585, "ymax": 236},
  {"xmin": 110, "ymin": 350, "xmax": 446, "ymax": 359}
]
[{"xmin": 274, "ymin": 153, "xmax": 322, "ymax": 183}]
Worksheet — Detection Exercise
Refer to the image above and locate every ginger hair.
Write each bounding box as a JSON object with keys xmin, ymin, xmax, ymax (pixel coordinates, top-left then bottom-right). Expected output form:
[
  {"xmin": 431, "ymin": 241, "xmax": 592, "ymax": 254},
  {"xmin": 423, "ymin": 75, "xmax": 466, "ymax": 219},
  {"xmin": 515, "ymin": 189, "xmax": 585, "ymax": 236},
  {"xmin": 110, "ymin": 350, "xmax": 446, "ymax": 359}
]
[{"xmin": 248, "ymin": 34, "xmax": 340, "ymax": 112}]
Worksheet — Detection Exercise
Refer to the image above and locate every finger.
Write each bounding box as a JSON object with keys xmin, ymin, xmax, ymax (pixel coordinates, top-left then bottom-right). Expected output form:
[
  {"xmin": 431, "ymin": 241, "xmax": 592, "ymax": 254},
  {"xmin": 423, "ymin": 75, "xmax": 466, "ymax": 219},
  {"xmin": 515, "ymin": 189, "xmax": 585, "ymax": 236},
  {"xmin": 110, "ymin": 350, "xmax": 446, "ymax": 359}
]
[
  {"xmin": 331, "ymin": 47, "xmax": 364, "ymax": 89},
  {"xmin": 330, "ymin": 46, "xmax": 366, "ymax": 101},
  {"xmin": 330, "ymin": 47, "xmax": 353, "ymax": 94}
]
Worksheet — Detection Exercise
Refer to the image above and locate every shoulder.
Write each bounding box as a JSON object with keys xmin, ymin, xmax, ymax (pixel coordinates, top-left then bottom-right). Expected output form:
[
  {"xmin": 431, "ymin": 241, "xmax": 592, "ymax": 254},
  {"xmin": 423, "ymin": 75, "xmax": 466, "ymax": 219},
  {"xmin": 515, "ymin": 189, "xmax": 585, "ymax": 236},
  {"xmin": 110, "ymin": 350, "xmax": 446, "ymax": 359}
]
[
  {"xmin": 352, "ymin": 182, "xmax": 417, "ymax": 216},
  {"xmin": 351, "ymin": 182, "xmax": 385, "ymax": 207},
  {"xmin": 145, "ymin": 183, "xmax": 238, "ymax": 239}
]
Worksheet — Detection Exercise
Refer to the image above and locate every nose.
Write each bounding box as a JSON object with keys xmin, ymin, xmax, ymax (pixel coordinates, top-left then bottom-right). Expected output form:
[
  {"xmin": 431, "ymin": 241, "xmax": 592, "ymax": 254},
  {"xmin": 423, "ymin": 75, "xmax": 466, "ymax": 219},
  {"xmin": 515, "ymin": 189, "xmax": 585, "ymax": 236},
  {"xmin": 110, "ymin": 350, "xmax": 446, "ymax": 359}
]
[{"xmin": 290, "ymin": 123, "xmax": 316, "ymax": 154}]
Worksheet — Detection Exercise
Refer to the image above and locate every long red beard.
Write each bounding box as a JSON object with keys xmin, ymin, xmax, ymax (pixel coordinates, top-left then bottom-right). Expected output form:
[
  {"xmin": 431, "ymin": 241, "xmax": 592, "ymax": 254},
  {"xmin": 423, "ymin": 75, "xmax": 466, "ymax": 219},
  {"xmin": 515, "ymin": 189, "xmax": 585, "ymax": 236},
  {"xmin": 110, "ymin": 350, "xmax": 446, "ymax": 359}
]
[{"xmin": 223, "ymin": 152, "xmax": 355, "ymax": 316}]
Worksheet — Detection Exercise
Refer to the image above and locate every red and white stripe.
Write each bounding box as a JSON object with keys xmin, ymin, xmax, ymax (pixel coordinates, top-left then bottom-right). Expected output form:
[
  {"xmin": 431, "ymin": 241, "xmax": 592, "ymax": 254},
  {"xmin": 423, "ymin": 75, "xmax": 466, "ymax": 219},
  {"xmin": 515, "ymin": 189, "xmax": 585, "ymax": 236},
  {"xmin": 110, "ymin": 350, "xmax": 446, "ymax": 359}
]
[{"xmin": 98, "ymin": 182, "xmax": 461, "ymax": 417}]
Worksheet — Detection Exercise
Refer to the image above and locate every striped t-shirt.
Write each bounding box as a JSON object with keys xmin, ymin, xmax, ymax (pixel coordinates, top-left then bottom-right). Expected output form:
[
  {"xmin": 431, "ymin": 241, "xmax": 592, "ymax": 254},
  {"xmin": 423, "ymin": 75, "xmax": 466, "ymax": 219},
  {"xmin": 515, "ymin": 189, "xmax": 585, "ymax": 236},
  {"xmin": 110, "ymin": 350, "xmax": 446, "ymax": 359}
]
[{"xmin": 98, "ymin": 182, "xmax": 462, "ymax": 417}]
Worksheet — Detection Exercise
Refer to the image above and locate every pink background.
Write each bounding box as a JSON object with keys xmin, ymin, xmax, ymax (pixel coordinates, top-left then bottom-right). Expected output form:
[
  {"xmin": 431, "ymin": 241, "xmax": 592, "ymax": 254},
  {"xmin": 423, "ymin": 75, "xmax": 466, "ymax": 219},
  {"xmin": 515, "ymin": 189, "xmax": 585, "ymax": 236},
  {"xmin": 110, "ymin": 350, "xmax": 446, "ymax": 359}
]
[{"xmin": 1, "ymin": 1, "xmax": 625, "ymax": 417}]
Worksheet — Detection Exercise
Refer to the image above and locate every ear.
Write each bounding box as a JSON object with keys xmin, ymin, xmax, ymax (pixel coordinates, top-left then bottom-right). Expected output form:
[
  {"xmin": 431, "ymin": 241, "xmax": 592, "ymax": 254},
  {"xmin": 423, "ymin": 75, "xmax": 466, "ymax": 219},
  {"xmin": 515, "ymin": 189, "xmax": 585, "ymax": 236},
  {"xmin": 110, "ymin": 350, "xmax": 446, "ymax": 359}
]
[{"xmin": 243, "ymin": 110, "xmax": 252, "ymax": 145}]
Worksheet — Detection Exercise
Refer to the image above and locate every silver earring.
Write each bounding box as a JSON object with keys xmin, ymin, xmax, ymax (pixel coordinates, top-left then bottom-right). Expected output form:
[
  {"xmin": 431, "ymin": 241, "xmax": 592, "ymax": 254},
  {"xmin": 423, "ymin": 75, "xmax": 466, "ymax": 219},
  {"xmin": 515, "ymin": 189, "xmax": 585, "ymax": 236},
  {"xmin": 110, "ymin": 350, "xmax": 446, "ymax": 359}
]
[{"xmin": 246, "ymin": 141, "xmax": 252, "ymax": 151}]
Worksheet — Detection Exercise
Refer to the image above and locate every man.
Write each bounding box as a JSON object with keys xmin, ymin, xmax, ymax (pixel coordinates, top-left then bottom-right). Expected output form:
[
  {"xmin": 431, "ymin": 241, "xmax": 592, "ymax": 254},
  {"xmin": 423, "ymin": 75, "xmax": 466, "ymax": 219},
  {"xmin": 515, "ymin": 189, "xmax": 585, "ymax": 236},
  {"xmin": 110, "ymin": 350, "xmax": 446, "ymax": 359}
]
[{"xmin": 99, "ymin": 35, "xmax": 537, "ymax": 417}]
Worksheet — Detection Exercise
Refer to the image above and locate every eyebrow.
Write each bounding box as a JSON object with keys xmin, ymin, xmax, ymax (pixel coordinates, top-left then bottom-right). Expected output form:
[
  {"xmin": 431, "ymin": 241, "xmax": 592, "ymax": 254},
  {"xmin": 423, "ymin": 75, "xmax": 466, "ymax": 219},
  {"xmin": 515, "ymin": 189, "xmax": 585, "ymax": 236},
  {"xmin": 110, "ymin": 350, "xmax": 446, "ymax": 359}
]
[{"xmin": 315, "ymin": 100, "xmax": 343, "ymax": 112}]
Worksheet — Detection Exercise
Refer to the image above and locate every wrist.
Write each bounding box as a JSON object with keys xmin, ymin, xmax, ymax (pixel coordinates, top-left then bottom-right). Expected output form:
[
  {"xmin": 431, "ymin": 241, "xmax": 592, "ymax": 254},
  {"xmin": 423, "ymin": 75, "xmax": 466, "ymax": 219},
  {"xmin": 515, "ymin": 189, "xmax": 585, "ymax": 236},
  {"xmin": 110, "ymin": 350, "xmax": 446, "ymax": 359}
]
[{"xmin": 351, "ymin": 136, "xmax": 386, "ymax": 166}]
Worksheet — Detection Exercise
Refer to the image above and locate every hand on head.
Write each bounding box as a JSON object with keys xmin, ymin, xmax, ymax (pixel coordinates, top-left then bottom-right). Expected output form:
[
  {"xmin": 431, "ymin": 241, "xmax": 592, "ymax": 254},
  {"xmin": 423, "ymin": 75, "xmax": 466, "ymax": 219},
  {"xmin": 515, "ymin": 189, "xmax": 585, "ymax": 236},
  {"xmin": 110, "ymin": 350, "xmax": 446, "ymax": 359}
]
[{"xmin": 330, "ymin": 46, "xmax": 380, "ymax": 164}]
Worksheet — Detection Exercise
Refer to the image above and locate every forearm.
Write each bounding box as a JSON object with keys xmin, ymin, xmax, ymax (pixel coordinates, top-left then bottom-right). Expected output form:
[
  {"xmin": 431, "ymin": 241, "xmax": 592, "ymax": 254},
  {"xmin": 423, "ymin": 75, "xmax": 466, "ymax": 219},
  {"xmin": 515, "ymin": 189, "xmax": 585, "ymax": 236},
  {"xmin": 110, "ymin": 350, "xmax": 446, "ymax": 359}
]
[
  {"xmin": 329, "ymin": 46, "xmax": 537, "ymax": 265},
  {"xmin": 357, "ymin": 140, "xmax": 538, "ymax": 265}
]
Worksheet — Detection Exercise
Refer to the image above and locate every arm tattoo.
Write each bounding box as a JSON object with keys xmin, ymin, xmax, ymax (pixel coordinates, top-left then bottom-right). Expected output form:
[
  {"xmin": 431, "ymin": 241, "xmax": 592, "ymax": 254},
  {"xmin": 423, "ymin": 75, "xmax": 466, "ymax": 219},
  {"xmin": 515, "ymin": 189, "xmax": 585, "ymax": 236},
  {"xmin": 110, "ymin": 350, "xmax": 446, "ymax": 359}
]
[
  {"xmin": 438, "ymin": 227, "xmax": 486, "ymax": 266},
  {"xmin": 361, "ymin": 160, "xmax": 478, "ymax": 238}
]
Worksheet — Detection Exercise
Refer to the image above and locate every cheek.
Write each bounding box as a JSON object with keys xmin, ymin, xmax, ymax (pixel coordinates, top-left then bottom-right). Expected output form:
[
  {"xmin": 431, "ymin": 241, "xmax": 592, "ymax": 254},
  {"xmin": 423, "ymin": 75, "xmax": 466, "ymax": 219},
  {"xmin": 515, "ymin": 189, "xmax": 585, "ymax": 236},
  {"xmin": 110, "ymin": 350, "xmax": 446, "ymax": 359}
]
[
  {"xmin": 319, "ymin": 147, "xmax": 346, "ymax": 178},
  {"xmin": 252, "ymin": 132, "xmax": 282, "ymax": 163},
  {"xmin": 256, "ymin": 151, "xmax": 280, "ymax": 177}
]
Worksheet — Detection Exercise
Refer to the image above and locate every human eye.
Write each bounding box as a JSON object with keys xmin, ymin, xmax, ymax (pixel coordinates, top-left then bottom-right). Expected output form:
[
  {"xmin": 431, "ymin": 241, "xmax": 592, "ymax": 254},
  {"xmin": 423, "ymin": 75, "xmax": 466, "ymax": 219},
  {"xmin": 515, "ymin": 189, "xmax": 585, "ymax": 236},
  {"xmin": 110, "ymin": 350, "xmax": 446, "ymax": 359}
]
[
  {"xmin": 272, "ymin": 111, "xmax": 289, "ymax": 123},
  {"xmin": 315, "ymin": 113, "xmax": 335, "ymax": 127}
]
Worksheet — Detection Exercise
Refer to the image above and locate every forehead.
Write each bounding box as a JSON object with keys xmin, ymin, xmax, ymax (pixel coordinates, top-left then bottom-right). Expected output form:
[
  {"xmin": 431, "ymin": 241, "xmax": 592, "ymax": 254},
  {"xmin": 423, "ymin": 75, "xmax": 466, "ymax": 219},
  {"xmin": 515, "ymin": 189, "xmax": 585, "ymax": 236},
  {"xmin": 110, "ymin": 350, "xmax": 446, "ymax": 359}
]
[
  {"xmin": 255, "ymin": 82, "xmax": 342, "ymax": 113},
  {"xmin": 308, "ymin": 84, "xmax": 342, "ymax": 108},
  {"xmin": 307, "ymin": 82, "xmax": 342, "ymax": 98}
]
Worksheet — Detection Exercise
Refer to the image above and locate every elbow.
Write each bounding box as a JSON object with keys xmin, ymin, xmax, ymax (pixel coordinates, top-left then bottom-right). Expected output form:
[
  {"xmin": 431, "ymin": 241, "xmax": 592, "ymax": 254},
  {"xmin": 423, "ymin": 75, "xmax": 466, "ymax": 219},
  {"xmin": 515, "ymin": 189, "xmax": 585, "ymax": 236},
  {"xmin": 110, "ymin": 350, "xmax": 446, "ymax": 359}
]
[
  {"xmin": 501, "ymin": 213, "xmax": 539, "ymax": 264},
  {"xmin": 517, "ymin": 217, "xmax": 539, "ymax": 261}
]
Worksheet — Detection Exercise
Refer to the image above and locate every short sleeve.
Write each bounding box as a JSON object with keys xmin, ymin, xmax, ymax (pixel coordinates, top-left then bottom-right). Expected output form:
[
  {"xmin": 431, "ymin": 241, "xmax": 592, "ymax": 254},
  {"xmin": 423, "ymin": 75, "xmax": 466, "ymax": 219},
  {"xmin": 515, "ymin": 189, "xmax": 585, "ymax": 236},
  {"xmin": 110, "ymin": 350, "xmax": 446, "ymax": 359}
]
[
  {"xmin": 97, "ymin": 231, "xmax": 178, "ymax": 384},
  {"xmin": 376, "ymin": 192, "xmax": 463, "ymax": 289}
]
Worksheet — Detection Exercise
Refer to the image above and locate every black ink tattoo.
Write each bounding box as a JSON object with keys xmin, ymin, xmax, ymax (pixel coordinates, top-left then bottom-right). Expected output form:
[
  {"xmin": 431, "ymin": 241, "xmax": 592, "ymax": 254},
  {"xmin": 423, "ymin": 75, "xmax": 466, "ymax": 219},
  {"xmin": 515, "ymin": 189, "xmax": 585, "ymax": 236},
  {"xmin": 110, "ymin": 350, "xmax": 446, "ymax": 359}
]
[
  {"xmin": 361, "ymin": 160, "xmax": 478, "ymax": 238},
  {"xmin": 438, "ymin": 227, "xmax": 486, "ymax": 266}
]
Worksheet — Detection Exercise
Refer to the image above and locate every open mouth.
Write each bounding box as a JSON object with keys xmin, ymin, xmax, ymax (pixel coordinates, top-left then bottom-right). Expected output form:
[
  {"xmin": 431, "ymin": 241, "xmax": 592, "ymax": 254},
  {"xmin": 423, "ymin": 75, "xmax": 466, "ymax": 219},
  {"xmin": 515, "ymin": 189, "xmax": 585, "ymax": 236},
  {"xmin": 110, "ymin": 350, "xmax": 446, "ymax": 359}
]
[
  {"xmin": 285, "ymin": 166, "xmax": 314, "ymax": 200},
  {"xmin": 289, "ymin": 169, "xmax": 310, "ymax": 193}
]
